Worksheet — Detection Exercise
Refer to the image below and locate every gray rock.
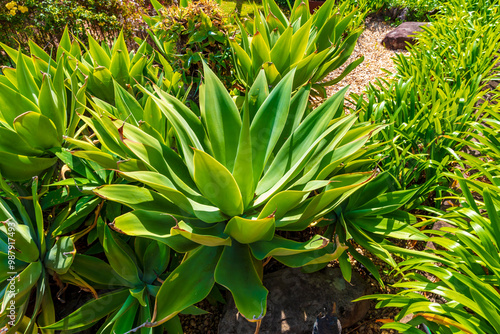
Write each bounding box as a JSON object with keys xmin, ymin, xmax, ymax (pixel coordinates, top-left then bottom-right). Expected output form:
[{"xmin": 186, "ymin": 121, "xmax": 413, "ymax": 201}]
[
  {"xmin": 218, "ymin": 267, "xmax": 371, "ymax": 334},
  {"xmin": 382, "ymin": 22, "xmax": 429, "ymax": 50}
]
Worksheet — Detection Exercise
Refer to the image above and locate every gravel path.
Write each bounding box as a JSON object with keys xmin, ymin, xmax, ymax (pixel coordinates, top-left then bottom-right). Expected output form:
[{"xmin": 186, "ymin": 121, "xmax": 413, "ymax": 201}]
[{"xmin": 324, "ymin": 17, "xmax": 407, "ymax": 103}]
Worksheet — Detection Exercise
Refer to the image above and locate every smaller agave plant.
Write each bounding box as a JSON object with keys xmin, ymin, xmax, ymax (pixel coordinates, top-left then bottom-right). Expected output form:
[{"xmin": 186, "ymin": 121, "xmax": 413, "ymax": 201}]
[
  {"xmin": 0, "ymin": 175, "xmax": 76, "ymax": 333},
  {"xmin": 71, "ymin": 64, "xmax": 383, "ymax": 329},
  {"xmin": 44, "ymin": 223, "xmax": 181, "ymax": 334},
  {"xmin": 230, "ymin": 0, "xmax": 364, "ymax": 93}
]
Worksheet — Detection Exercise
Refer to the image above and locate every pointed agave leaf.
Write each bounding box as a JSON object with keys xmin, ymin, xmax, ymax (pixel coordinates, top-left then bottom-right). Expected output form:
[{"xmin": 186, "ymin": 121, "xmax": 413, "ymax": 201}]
[
  {"xmin": 263, "ymin": 0, "xmax": 289, "ymax": 27},
  {"xmin": 257, "ymin": 87, "xmax": 348, "ymax": 197},
  {"xmin": 147, "ymin": 86, "xmax": 211, "ymax": 173},
  {"xmin": 290, "ymin": 18, "xmax": 312, "ymax": 65},
  {"xmin": 0, "ymin": 213, "xmax": 39, "ymax": 263},
  {"xmin": 42, "ymin": 289, "xmax": 130, "ymax": 330},
  {"xmin": 250, "ymin": 32, "xmax": 271, "ymax": 73},
  {"xmin": 71, "ymin": 254, "xmax": 130, "ymax": 286},
  {"xmin": 44, "ymin": 236, "xmax": 75, "ymax": 274},
  {"xmin": 94, "ymin": 184, "xmax": 193, "ymax": 217},
  {"xmin": 71, "ymin": 150, "xmax": 118, "ymax": 169},
  {"xmin": 110, "ymin": 49, "xmax": 131, "ymax": 88},
  {"xmin": 250, "ymin": 69, "xmax": 295, "ymax": 183},
  {"xmin": 351, "ymin": 214, "xmax": 426, "ymax": 241},
  {"xmin": 193, "ymin": 149, "xmax": 244, "ymax": 217},
  {"xmin": 16, "ymin": 49, "xmax": 39, "ymax": 104},
  {"xmin": 153, "ymin": 246, "xmax": 222, "ymax": 325},
  {"xmin": 142, "ymin": 241, "xmax": 170, "ymax": 284},
  {"xmin": 275, "ymin": 83, "xmax": 311, "ymax": 150},
  {"xmin": 347, "ymin": 189, "xmax": 418, "ymax": 217},
  {"xmin": 56, "ymin": 26, "xmax": 72, "ymax": 61},
  {"xmin": 0, "ymin": 127, "xmax": 43, "ymax": 155},
  {"xmin": 103, "ymin": 224, "xmax": 142, "ymax": 285},
  {"xmin": 0, "ymin": 42, "xmax": 36, "ymax": 73},
  {"xmin": 232, "ymin": 100, "xmax": 255, "ymax": 209},
  {"xmin": 38, "ymin": 281, "xmax": 55, "ymax": 334},
  {"xmin": 114, "ymin": 82, "xmax": 144, "ymax": 125},
  {"xmin": 38, "ymin": 74, "xmax": 65, "ymax": 138},
  {"xmin": 88, "ymin": 35, "xmax": 111, "ymax": 67},
  {"xmin": 311, "ymin": 0, "xmax": 335, "ymax": 30},
  {"xmin": 119, "ymin": 171, "xmax": 226, "ymax": 223},
  {"xmin": 224, "ymin": 215, "xmax": 275, "ymax": 244},
  {"xmin": 257, "ymin": 189, "xmax": 317, "ymax": 220},
  {"xmin": 229, "ymin": 38, "xmax": 253, "ymax": 85},
  {"xmin": 200, "ymin": 62, "xmax": 241, "ymax": 171},
  {"xmin": 118, "ymin": 171, "xmax": 191, "ymax": 212},
  {"xmin": 215, "ymin": 242, "xmax": 268, "ymax": 321},
  {"xmin": 89, "ymin": 67, "xmax": 115, "ymax": 103},
  {"xmin": 293, "ymin": 47, "xmax": 332, "ymax": 88},
  {"xmin": 278, "ymin": 172, "xmax": 373, "ymax": 230},
  {"xmin": 262, "ymin": 62, "xmax": 282, "ymax": 86},
  {"xmin": 1, "ymin": 261, "xmax": 42, "ymax": 313},
  {"xmin": 274, "ymin": 239, "xmax": 347, "ymax": 267},
  {"xmin": 290, "ymin": 1, "xmax": 310, "ymax": 24},
  {"xmin": 246, "ymin": 70, "xmax": 270, "ymax": 123},
  {"xmin": 269, "ymin": 26, "xmax": 293, "ymax": 74},
  {"xmin": 319, "ymin": 56, "xmax": 364, "ymax": 85},
  {"xmin": 30, "ymin": 40, "xmax": 51, "ymax": 64}
]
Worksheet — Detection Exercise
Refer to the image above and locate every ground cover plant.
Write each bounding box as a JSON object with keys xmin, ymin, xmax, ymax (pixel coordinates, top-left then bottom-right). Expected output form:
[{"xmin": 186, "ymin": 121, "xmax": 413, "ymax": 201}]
[
  {"xmin": 348, "ymin": 0, "xmax": 500, "ymax": 332},
  {"xmin": 352, "ymin": 0, "xmax": 500, "ymax": 205}
]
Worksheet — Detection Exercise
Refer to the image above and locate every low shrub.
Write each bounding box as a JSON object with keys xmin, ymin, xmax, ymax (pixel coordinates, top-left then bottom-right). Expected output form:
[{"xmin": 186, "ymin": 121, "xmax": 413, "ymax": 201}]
[
  {"xmin": 143, "ymin": 0, "xmax": 235, "ymax": 94},
  {"xmin": 0, "ymin": 0, "xmax": 147, "ymax": 64}
]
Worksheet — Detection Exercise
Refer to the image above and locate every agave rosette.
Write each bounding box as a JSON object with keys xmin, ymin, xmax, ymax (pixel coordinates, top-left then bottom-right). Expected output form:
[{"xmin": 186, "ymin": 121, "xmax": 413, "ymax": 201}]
[{"xmin": 68, "ymin": 64, "xmax": 382, "ymax": 326}]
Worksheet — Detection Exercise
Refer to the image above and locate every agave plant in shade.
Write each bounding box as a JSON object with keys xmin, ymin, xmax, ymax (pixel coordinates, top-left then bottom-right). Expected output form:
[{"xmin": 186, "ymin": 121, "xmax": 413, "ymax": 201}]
[
  {"xmin": 0, "ymin": 174, "xmax": 78, "ymax": 333},
  {"xmin": 73, "ymin": 65, "xmax": 380, "ymax": 329},
  {"xmin": 230, "ymin": 0, "xmax": 364, "ymax": 93}
]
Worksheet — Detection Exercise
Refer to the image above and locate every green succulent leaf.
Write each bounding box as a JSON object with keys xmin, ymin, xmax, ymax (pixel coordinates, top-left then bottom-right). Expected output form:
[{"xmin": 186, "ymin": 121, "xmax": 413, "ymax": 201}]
[
  {"xmin": 215, "ymin": 242, "xmax": 268, "ymax": 321},
  {"xmin": 200, "ymin": 62, "xmax": 241, "ymax": 171},
  {"xmin": 171, "ymin": 221, "xmax": 232, "ymax": 246},
  {"xmin": 113, "ymin": 210, "xmax": 200, "ymax": 253},
  {"xmin": 42, "ymin": 289, "xmax": 130, "ymax": 330},
  {"xmin": 45, "ymin": 236, "xmax": 75, "ymax": 275},
  {"xmin": 193, "ymin": 149, "xmax": 244, "ymax": 217},
  {"xmin": 224, "ymin": 215, "xmax": 275, "ymax": 244},
  {"xmin": 103, "ymin": 224, "xmax": 142, "ymax": 286},
  {"xmin": 250, "ymin": 235, "xmax": 329, "ymax": 259},
  {"xmin": 13, "ymin": 111, "xmax": 61, "ymax": 151},
  {"xmin": 153, "ymin": 246, "xmax": 222, "ymax": 325}
]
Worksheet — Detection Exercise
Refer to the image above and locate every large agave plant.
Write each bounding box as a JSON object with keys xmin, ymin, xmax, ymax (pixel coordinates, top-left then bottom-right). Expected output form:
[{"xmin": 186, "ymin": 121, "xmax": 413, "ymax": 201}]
[
  {"xmin": 231, "ymin": 0, "xmax": 364, "ymax": 93},
  {"xmin": 69, "ymin": 65, "xmax": 380, "ymax": 328}
]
